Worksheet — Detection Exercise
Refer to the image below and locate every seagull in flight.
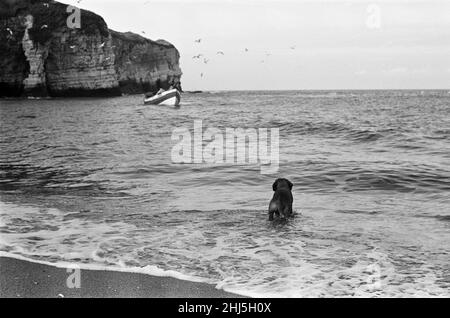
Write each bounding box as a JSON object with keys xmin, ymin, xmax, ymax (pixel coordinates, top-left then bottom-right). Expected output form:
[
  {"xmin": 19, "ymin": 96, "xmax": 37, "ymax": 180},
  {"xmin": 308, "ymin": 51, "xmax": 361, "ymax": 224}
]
[
  {"xmin": 195, "ymin": 38, "xmax": 202, "ymax": 43},
  {"xmin": 216, "ymin": 51, "xmax": 225, "ymax": 55},
  {"xmin": 192, "ymin": 54, "xmax": 203, "ymax": 59}
]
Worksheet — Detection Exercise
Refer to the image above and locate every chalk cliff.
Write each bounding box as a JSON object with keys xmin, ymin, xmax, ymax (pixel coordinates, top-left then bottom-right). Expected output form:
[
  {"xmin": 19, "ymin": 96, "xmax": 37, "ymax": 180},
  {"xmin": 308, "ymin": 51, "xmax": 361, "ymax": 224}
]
[
  {"xmin": 111, "ymin": 31, "xmax": 182, "ymax": 94},
  {"xmin": 0, "ymin": 0, "xmax": 182, "ymax": 97}
]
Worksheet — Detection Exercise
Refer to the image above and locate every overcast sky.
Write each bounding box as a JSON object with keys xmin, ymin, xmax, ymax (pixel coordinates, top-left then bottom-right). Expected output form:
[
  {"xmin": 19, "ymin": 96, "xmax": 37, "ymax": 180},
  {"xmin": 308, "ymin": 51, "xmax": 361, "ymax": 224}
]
[{"xmin": 61, "ymin": 0, "xmax": 450, "ymax": 90}]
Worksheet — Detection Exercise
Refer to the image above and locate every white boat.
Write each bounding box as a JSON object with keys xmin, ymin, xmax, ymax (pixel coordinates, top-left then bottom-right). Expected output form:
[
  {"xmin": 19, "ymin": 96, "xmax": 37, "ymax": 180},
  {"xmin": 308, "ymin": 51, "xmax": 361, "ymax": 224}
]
[{"xmin": 144, "ymin": 89, "xmax": 181, "ymax": 106}]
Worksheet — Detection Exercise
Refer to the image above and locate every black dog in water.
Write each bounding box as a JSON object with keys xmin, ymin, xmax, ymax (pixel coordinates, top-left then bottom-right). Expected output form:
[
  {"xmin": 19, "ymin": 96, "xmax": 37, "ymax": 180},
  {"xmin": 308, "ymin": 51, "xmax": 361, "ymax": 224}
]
[{"xmin": 268, "ymin": 178, "xmax": 294, "ymax": 221}]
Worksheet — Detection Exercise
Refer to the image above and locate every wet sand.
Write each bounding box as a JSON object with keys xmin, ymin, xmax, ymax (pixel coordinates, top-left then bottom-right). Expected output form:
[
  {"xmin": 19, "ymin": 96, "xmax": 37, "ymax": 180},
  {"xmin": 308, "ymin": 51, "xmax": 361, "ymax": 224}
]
[{"xmin": 0, "ymin": 257, "xmax": 243, "ymax": 298}]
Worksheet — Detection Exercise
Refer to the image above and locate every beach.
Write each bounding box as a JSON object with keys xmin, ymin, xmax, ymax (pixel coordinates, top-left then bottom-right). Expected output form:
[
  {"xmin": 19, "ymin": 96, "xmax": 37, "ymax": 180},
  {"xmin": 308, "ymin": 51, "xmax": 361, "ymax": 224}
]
[{"xmin": 0, "ymin": 256, "xmax": 242, "ymax": 298}]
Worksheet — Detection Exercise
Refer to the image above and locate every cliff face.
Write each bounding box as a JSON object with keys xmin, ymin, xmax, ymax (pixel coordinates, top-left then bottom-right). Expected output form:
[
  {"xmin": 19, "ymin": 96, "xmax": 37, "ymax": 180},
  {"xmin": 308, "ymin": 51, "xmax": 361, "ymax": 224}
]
[
  {"xmin": 0, "ymin": 13, "xmax": 28, "ymax": 97},
  {"xmin": 111, "ymin": 31, "xmax": 182, "ymax": 94},
  {"xmin": 0, "ymin": 0, "xmax": 182, "ymax": 97}
]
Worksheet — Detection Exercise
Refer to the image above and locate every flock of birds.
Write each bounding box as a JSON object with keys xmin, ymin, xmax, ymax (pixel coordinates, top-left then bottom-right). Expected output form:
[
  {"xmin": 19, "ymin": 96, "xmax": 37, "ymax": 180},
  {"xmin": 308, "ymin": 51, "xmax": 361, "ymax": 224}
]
[
  {"xmin": 3, "ymin": 1, "xmax": 299, "ymax": 80},
  {"xmin": 191, "ymin": 38, "xmax": 297, "ymax": 78}
]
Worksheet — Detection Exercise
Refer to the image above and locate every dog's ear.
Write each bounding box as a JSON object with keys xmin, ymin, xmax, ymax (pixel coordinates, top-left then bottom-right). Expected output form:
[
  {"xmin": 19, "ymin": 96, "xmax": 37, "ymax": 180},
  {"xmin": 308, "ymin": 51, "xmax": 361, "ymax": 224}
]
[
  {"xmin": 288, "ymin": 180, "xmax": 293, "ymax": 190},
  {"xmin": 272, "ymin": 179, "xmax": 278, "ymax": 191}
]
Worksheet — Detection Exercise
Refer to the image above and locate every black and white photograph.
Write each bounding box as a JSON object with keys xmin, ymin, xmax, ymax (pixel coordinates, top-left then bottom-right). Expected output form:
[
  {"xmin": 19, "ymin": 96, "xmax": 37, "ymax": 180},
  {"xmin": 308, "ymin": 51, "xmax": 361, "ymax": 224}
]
[{"xmin": 0, "ymin": 0, "xmax": 449, "ymax": 300}]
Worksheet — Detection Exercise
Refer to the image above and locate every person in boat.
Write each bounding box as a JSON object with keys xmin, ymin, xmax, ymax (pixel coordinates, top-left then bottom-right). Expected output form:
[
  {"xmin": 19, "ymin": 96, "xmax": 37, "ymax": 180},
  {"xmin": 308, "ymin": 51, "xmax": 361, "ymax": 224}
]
[{"xmin": 172, "ymin": 79, "xmax": 183, "ymax": 92}]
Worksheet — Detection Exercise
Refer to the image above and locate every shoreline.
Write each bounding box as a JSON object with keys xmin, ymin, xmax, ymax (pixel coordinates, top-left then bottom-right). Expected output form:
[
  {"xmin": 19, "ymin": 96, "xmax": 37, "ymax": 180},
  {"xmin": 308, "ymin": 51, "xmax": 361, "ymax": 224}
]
[{"xmin": 0, "ymin": 256, "xmax": 244, "ymax": 298}]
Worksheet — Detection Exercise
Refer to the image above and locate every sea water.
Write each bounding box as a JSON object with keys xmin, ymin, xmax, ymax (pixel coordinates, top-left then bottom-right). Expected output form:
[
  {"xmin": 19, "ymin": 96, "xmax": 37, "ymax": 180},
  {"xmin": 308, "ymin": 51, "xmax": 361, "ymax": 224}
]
[{"xmin": 1, "ymin": 90, "xmax": 449, "ymax": 297}]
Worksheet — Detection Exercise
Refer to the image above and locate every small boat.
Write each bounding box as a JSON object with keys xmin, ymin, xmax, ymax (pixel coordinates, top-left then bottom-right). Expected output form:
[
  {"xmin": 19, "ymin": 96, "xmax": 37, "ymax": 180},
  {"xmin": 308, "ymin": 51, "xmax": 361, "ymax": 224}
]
[{"xmin": 144, "ymin": 89, "xmax": 181, "ymax": 106}]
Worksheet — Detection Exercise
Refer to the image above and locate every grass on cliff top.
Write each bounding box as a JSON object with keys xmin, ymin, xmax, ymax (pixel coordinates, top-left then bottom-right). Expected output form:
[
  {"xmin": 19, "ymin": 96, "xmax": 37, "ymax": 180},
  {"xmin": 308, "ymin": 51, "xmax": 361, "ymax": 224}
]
[
  {"xmin": 0, "ymin": 0, "xmax": 35, "ymax": 18},
  {"xmin": 24, "ymin": 1, "xmax": 109, "ymax": 46},
  {"xmin": 110, "ymin": 30, "xmax": 175, "ymax": 48}
]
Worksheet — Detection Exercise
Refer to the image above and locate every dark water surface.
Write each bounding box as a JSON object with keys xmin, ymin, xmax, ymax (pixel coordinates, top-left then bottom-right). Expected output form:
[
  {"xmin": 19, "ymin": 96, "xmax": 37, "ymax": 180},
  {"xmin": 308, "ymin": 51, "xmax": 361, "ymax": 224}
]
[{"xmin": 1, "ymin": 91, "xmax": 449, "ymax": 297}]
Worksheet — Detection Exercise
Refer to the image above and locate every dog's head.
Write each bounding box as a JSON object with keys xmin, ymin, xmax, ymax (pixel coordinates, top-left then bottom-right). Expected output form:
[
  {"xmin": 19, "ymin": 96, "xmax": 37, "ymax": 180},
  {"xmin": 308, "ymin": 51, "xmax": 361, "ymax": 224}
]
[{"xmin": 272, "ymin": 178, "xmax": 293, "ymax": 191}]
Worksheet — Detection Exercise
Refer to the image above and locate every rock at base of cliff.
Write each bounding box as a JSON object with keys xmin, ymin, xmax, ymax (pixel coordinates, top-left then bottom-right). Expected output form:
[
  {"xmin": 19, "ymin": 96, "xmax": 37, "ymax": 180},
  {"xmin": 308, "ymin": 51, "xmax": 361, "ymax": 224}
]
[{"xmin": 48, "ymin": 87, "xmax": 122, "ymax": 98}]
